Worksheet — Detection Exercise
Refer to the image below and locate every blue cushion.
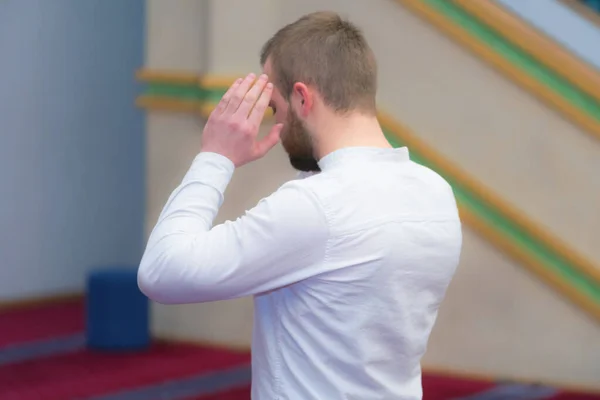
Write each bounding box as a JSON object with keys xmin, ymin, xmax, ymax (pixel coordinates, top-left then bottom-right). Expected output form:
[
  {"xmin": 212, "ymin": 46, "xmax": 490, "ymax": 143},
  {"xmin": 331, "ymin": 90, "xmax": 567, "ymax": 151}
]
[{"xmin": 86, "ymin": 266, "xmax": 150, "ymax": 351}]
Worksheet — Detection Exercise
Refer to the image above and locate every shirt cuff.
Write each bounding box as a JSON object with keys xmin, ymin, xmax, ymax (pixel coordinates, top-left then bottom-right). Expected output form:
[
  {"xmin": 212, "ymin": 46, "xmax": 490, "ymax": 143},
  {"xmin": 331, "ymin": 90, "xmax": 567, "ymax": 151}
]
[{"xmin": 183, "ymin": 152, "xmax": 236, "ymax": 194}]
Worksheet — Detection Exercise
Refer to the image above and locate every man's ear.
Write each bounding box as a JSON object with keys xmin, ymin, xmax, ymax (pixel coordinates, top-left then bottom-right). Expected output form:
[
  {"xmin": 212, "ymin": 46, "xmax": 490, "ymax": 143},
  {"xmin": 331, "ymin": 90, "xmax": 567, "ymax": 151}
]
[{"xmin": 293, "ymin": 82, "xmax": 312, "ymax": 117}]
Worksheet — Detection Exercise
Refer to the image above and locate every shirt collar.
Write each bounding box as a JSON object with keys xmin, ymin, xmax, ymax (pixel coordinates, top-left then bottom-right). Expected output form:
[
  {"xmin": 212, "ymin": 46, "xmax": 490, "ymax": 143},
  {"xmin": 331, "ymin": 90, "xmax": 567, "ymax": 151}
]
[{"xmin": 317, "ymin": 146, "xmax": 409, "ymax": 171}]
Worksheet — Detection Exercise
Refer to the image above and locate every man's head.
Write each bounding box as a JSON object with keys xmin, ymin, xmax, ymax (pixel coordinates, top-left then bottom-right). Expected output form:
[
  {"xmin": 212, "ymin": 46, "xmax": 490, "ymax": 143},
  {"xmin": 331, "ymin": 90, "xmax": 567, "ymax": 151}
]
[{"xmin": 260, "ymin": 11, "xmax": 378, "ymax": 172}]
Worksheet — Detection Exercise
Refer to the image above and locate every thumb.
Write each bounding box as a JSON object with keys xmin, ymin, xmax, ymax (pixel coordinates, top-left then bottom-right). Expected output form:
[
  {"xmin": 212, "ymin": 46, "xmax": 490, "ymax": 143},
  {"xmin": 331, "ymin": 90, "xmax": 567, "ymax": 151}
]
[{"xmin": 256, "ymin": 123, "xmax": 283, "ymax": 157}]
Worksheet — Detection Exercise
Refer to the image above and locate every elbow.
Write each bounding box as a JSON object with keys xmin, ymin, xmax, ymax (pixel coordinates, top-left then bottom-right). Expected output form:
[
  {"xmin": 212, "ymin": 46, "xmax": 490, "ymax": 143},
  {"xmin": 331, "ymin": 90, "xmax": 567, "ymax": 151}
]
[
  {"xmin": 137, "ymin": 262, "xmax": 170, "ymax": 305},
  {"xmin": 137, "ymin": 241, "xmax": 227, "ymax": 304},
  {"xmin": 137, "ymin": 248, "xmax": 186, "ymax": 305},
  {"xmin": 137, "ymin": 271, "xmax": 163, "ymax": 304}
]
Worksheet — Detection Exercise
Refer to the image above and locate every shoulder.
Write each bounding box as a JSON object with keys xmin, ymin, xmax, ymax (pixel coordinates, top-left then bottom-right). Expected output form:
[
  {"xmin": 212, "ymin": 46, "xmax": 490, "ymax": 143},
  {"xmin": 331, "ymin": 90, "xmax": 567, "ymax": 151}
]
[
  {"xmin": 405, "ymin": 160, "xmax": 454, "ymax": 191},
  {"xmin": 230, "ymin": 178, "xmax": 330, "ymax": 246},
  {"xmin": 246, "ymin": 174, "xmax": 329, "ymax": 228}
]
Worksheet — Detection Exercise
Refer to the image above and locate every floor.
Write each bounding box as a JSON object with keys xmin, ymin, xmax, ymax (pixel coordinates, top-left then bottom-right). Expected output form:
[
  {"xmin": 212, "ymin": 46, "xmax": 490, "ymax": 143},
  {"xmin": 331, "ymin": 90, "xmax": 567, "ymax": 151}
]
[{"xmin": 0, "ymin": 298, "xmax": 597, "ymax": 399}]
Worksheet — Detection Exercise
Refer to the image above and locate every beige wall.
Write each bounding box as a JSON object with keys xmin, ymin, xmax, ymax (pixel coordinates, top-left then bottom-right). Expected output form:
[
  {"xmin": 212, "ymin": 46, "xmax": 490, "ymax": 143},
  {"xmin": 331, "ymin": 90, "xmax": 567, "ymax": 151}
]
[
  {"xmin": 145, "ymin": 0, "xmax": 209, "ymax": 71},
  {"xmin": 426, "ymin": 228, "xmax": 600, "ymax": 387},
  {"xmin": 208, "ymin": 0, "xmax": 282, "ymax": 73},
  {"xmin": 144, "ymin": 0, "xmax": 600, "ymax": 389}
]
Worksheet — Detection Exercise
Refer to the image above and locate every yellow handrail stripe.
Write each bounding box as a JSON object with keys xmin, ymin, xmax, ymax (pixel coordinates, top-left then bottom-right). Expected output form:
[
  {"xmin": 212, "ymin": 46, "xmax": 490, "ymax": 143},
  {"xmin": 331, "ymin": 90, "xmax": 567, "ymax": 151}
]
[
  {"xmin": 136, "ymin": 70, "xmax": 200, "ymax": 85},
  {"xmin": 460, "ymin": 207, "xmax": 600, "ymax": 321},
  {"xmin": 394, "ymin": 0, "xmax": 600, "ymax": 142}
]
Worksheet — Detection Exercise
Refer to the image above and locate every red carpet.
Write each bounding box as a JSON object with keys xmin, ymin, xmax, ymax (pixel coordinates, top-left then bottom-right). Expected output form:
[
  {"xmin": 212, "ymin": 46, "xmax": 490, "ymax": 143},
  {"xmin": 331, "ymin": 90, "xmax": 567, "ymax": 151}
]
[
  {"xmin": 0, "ymin": 343, "xmax": 250, "ymax": 399},
  {"xmin": 0, "ymin": 300, "xmax": 83, "ymax": 347},
  {"xmin": 1, "ymin": 298, "xmax": 598, "ymax": 399}
]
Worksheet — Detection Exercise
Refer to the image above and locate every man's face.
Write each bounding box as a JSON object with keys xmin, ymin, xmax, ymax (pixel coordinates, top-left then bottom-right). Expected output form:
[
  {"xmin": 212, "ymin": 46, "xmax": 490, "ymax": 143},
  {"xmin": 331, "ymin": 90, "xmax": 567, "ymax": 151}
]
[{"xmin": 263, "ymin": 60, "xmax": 320, "ymax": 172}]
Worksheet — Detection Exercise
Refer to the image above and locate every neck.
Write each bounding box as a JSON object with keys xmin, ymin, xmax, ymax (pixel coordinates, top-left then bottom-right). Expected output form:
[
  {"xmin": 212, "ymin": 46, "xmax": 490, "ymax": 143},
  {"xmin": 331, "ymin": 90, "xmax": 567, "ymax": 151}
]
[{"xmin": 311, "ymin": 111, "xmax": 392, "ymax": 159}]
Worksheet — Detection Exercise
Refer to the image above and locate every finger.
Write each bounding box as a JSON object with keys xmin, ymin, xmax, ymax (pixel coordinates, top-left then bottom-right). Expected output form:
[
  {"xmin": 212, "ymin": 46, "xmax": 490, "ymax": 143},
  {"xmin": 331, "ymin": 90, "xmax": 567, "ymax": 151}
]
[
  {"xmin": 215, "ymin": 78, "xmax": 242, "ymax": 114},
  {"xmin": 236, "ymin": 74, "xmax": 269, "ymax": 117},
  {"xmin": 255, "ymin": 123, "xmax": 283, "ymax": 157},
  {"xmin": 225, "ymin": 73, "xmax": 256, "ymax": 113},
  {"xmin": 248, "ymin": 80, "xmax": 273, "ymax": 125}
]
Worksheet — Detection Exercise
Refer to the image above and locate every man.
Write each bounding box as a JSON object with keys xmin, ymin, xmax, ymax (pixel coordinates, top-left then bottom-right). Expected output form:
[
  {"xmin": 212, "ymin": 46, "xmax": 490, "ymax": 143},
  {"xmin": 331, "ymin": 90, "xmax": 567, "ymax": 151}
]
[{"xmin": 138, "ymin": 11, "xmax": 462, "ymax": 400}]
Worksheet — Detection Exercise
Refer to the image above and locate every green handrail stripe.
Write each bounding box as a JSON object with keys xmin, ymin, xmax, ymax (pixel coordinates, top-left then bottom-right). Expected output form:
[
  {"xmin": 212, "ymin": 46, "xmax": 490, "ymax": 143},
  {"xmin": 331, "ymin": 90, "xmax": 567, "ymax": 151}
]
[
  {"xmin": 145, "ymin": 83, "xmax": 226, "ymax": 104},
  {"xmin": 141, "ymin": 82, "xmax": 600, "ymax": 305},
  {"xmin": 424, "ymin": 0, "xmax": 600, "ymax": 123}
]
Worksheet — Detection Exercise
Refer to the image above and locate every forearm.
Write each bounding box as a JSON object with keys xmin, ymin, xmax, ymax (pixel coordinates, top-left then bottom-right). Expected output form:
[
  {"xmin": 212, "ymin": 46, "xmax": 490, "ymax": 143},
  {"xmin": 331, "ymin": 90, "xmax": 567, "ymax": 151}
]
[{"xmin": 138, "ymin": 152, "xmax": 235, "ymax": 303}]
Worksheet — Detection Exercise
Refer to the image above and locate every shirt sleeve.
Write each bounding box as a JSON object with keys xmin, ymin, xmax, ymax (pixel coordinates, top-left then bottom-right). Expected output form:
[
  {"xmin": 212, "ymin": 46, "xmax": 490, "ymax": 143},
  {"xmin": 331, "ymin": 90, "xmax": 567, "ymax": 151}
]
[{"xmin": 137, "ymin": 152, "xmax": 330, "ymax": 304}]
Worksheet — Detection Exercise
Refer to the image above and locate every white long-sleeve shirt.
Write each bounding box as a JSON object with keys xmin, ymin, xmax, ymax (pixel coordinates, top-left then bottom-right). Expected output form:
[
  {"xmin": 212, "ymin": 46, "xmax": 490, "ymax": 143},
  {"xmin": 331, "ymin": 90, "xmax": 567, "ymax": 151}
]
[{"xmin": 138, "ymin": 146, "xmax": 462, "ymax": 400}]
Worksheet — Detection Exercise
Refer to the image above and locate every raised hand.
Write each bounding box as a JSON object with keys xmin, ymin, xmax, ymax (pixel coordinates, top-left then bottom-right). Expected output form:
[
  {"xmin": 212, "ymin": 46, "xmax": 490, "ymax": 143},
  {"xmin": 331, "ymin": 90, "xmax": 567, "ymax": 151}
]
[{"xmin": 200, "ymin": 73, "xmax": 283, "ymax": 167}]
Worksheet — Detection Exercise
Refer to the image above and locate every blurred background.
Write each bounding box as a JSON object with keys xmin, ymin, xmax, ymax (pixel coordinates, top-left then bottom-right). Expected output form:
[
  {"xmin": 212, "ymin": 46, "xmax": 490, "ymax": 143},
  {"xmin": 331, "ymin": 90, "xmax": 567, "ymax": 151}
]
[{"xmin": 1, "ymin": 0, "xmax": 600, "ymax": 399}]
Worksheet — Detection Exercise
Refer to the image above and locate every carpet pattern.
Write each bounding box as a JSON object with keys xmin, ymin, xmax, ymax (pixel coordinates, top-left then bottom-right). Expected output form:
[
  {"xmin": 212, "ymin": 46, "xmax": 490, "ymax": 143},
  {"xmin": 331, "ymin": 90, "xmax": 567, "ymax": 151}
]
[{"xmin": 0, "ymin": 298, "xmax": 598, "ymax": 399}]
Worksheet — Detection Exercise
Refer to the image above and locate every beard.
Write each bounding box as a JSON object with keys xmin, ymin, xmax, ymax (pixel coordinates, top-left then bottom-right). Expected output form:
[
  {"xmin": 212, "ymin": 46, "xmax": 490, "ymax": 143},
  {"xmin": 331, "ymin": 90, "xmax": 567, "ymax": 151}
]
[{"xmin": 280, "ymin": 108, "xmax": 320, "ymax": 172}]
